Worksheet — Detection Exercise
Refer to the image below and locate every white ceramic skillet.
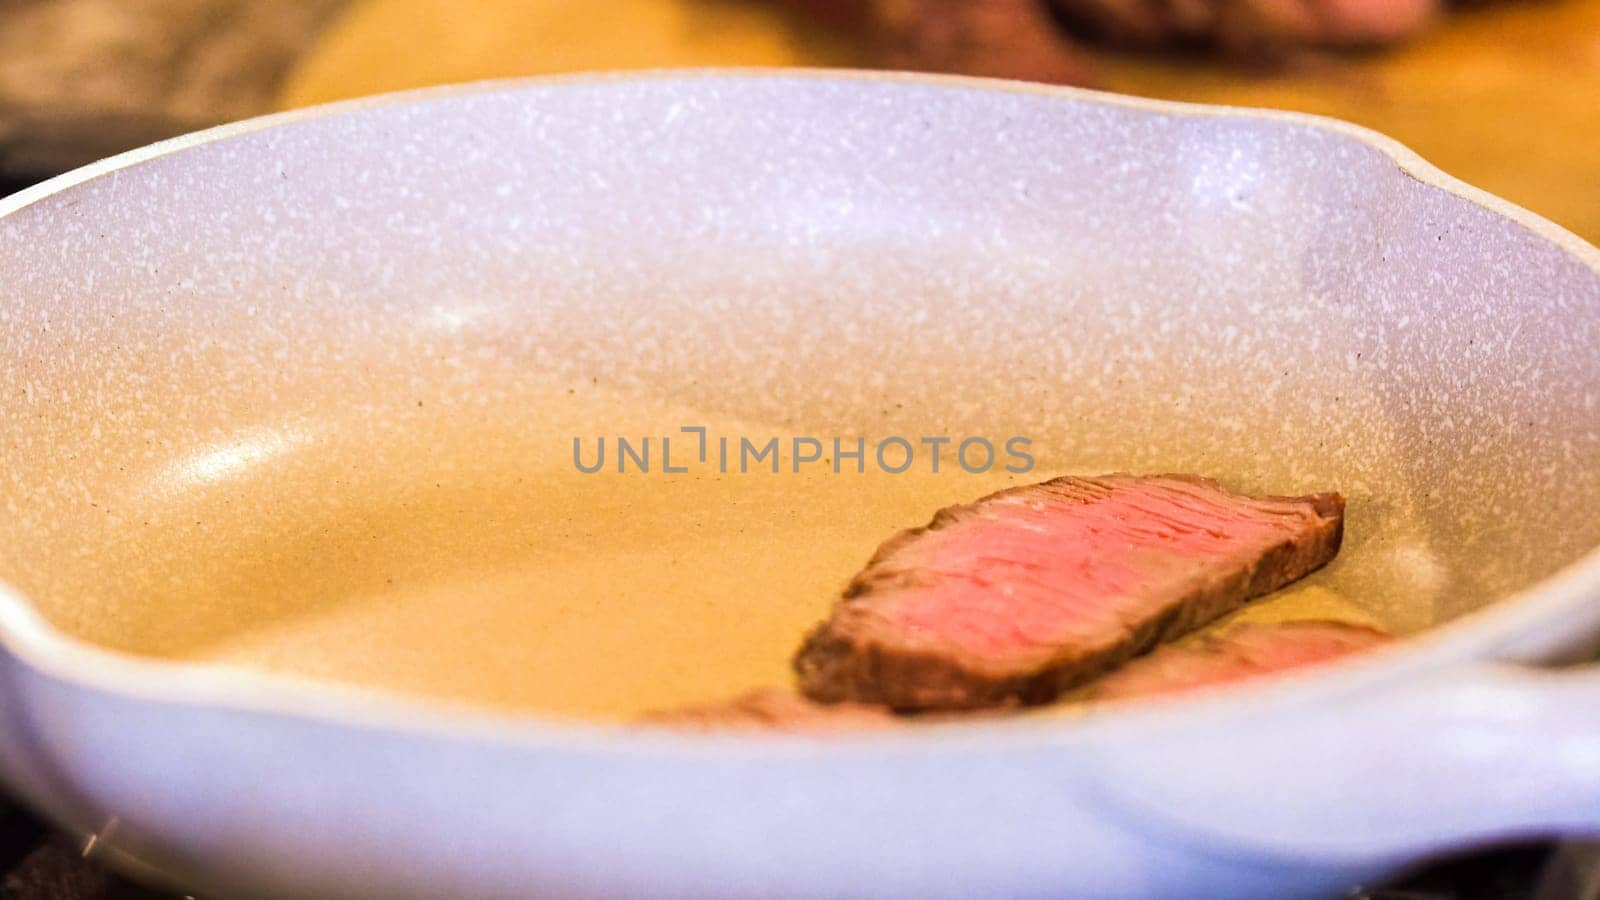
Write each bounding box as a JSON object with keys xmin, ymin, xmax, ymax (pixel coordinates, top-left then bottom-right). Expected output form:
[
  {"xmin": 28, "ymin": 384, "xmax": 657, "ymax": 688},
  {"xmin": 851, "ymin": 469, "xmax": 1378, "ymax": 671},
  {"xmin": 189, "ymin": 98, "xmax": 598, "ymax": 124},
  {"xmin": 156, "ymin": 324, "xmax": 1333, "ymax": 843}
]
[{"xmin": 1, "ymin": 71, "xmax": 1598, "ymax": 899}]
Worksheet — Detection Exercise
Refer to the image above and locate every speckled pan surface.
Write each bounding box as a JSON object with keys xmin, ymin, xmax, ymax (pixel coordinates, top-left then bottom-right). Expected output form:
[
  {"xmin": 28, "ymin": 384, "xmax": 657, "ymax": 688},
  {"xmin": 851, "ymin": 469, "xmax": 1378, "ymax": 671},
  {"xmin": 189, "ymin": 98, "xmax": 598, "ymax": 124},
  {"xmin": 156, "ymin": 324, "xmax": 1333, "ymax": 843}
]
[{"xmin": 0, "ymin": 71, "xmax": 1597, "ymax": 900}]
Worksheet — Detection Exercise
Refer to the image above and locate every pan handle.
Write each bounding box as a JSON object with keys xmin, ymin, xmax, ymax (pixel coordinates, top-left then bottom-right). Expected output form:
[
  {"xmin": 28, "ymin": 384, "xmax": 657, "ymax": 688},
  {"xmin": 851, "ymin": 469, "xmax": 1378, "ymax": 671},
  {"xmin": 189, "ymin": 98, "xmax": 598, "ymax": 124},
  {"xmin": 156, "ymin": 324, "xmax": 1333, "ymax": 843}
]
[{"xmin": 1085, "ymin": 660, "xmax": 1600, "ymax": 863}]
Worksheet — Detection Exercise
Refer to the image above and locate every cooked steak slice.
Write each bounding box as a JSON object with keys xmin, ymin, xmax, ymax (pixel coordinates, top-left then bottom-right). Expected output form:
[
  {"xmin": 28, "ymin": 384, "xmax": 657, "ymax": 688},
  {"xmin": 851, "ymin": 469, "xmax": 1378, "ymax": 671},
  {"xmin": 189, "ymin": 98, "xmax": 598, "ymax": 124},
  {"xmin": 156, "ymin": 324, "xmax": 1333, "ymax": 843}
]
[
  {"xmin": 794, "ymin": 474, "xmax": 1344, "ymax": 710},
  {"xmin": 637, "ymin": 689, "xmax": 897, "ymax": 733},
  {"xmin": 1088, "ymin": 620, "xmax": 1393, "ymax": 701}
]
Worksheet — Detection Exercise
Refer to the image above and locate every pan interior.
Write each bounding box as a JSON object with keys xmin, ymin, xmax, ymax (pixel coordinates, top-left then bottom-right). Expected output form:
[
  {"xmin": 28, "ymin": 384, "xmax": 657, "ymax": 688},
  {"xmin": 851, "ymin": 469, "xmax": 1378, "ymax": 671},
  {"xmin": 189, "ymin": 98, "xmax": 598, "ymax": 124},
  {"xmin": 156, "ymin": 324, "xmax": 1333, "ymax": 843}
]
[{"xmin": 1, "ymin": 77, "xmax": 1597, "ymax": 721}]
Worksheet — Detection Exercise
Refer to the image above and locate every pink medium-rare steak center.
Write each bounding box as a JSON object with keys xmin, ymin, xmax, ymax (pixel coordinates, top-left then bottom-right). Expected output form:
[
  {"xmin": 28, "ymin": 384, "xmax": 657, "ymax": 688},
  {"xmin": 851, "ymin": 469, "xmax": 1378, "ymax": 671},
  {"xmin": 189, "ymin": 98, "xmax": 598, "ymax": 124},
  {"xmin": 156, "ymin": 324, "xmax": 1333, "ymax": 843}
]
[
  {"xmin": 795, "ymin": 474, "xmax": 1345, "ymax": 710},
  {"xmin": 884, "ymin": 481, "xmax": 1314, "ymax": 656}
]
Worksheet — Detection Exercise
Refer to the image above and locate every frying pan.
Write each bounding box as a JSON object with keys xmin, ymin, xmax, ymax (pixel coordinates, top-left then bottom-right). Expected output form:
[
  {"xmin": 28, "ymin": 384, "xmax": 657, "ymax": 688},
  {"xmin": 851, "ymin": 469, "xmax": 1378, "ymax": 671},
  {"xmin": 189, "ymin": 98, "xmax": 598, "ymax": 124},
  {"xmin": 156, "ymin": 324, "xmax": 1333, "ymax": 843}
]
[{"xmin": 1, "ymin": 71, "xmax": 1598, "ymax": 900}]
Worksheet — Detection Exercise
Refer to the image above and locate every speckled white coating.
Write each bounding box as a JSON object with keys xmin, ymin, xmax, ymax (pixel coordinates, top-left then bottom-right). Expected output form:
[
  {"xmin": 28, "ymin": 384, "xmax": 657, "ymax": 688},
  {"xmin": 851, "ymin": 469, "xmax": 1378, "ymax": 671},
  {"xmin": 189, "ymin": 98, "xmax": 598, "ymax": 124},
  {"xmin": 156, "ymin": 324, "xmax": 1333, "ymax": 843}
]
[{"xmin": 0, "ymin": 71, "xmax": 1597, "ymax": 900}]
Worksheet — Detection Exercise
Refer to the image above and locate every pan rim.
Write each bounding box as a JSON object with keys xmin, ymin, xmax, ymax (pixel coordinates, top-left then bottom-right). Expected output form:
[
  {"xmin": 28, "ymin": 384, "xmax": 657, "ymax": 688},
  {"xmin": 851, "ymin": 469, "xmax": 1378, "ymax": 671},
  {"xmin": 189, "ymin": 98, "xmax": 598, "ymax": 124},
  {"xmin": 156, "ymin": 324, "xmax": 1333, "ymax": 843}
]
[{"xmin": 1, "ymin": 67, "xmax": 1598, "ymax": 756}]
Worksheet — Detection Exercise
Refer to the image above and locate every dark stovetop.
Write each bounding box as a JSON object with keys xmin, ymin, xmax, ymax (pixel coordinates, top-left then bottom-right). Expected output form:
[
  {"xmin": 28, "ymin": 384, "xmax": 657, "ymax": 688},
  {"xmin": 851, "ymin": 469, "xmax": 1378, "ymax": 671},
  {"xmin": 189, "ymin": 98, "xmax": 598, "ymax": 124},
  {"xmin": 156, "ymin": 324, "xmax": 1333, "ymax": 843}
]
[
  {"xmin": 1, "ymin": 177, "xmax": 39, "ymax": 198},
  {"xmin": 0, "ymin": 801, "xmax": 1583, "ymax": 900}
]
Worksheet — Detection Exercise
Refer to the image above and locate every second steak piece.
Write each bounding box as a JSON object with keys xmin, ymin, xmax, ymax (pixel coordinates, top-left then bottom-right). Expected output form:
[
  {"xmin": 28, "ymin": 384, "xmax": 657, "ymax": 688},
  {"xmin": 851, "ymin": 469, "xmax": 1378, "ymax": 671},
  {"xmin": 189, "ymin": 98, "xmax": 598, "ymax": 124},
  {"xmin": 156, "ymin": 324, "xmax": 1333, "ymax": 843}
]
[
  {"xmin": 794, "ymin": 474, "xmax": 1344, "ymax": 710},
  {"xmin": 638, "ymin": 689, "xmax": 898, "ymax": 734},
  {"xmin": 1087, "ymin": 620, "xmax": 1393, "ymax": 702}
]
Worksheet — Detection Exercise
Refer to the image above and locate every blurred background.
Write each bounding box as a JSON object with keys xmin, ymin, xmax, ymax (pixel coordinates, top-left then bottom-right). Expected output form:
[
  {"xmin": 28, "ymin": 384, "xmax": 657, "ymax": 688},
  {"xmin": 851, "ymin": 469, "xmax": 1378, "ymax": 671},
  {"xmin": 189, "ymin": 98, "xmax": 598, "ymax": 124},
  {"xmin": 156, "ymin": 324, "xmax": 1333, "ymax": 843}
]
[
  {"xmin": 1, "ymin": 0, "xmax": 1598, "ymax": 243},
  {"xmin": 1, "ymin": 1, "xmax": 1598, "ymax": 897}
]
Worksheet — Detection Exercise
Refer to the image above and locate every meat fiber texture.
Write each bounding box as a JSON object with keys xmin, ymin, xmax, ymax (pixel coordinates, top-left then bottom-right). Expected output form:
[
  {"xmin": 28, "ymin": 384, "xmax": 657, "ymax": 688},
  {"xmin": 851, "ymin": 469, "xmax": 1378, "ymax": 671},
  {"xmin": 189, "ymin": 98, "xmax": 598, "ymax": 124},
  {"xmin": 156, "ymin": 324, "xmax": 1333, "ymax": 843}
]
[{"xmin": 794, "ymin": 474, "xmax": 1345, "ymax": 710}]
